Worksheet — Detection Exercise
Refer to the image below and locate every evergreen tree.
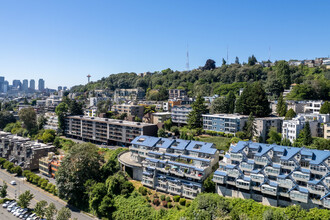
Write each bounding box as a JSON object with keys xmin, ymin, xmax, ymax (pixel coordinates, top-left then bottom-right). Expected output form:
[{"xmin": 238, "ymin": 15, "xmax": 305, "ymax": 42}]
[
  {"xmin": 275, "ymin": 60, "xmax": 291, "ymax": 89},
  {"xmin": 245, "ymin": 113, "xmax": 257, "ymax": 140},
  {"xmin": 235, "ymin": 56, "xmax": 239, "ymax": 64},
  {"xmin": 303, "ymin": 122, "xmax": 313, "ymax": 145},
  {"xmin": 285, "ymin": 109, "xmax": 296, "ymax": 120},
  {"xmin": 248, "ymin": 55, "xmax": 257, "ymax": 66},
  {"xmin": 211, "ymin": 97, "xmax": 227, "ymax": 114},
  {"xmin": 276, "ymin": 94, "xmax": 287, "ymax": 116},
  {"xmin": 235, "ymin": 82, "xmax": 271, "ymax": 117},
  {"xmin": 227, "ymin": 91, "xmax": 236, "ymax": 113},
  {"xmin": 202, "ymin": 59, "xmax": 216, "ymax": 70},
  {"xmin": 187, "ymin": 95, "xmax": 208, "ymax": 129},
  {"xmin": 267, "ymin": 127, "xmax": 281, "ymax": 144},
  {"xmin": 320, "ymin": 101, "xmax": 330, "ymax": 114},
  {"xmin": 222, "ymin": 58, "xmax": 226, "ymax": 66}
]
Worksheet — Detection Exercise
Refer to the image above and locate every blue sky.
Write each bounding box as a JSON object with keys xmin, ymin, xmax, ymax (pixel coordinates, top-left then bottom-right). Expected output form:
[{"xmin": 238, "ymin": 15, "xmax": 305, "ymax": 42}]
[{"xmin": 0, "ymin": 0, "xmax": 329, "ymax": 89}]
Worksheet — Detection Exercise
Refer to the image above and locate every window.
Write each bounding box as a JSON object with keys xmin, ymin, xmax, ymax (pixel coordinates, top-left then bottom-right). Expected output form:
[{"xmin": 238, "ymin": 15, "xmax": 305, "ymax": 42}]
[{"xmin": 194, "ymin": 144, "xmax": 202, "ymax": 150}]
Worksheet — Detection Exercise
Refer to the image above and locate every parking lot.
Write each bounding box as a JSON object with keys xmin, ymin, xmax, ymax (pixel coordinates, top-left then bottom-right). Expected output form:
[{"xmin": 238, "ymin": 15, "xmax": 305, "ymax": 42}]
[{"xmin": 0, "ymin": 202, "xmax": 32, "ymax": 220}]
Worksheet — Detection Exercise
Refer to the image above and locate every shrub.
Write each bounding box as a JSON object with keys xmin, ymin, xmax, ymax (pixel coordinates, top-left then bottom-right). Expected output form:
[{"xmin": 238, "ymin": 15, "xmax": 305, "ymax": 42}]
[
  {"xmin": 154, "ymin": 193, "xmax": 159, "ymax": 199},
  {"xmin": 179, "ymin": 198, "xmax": 186, "ymax": 206},
  {"xmin": 146, "ymin": 196, "xmax": 151, "ymax": 202},
  {"xmin": 162, "ymin": 201, "xmax": 167, "ymax": 207},
  {"xmin": 138, "ymin": 186, "xmax": 148, "ymax": 196},
  {"xmin": 167, "ymin": 202, "xmax": 172, "ymax": 208},
  {"xmin": 166, "ymin": 196, "xmax": 171, "ymax": 202},
  {"xmin": 160, "ymin": 195, "xmax": 165, "ymax": 201},
  {"xmin": 185, "ymin": 201, "xmax": 191, "ymax": 207},
  {"xmin": 41, "ymin": 179, "xmax": 49, "ymax": 189},
  {"xmin": 153, "ymin": 198, "xmax": 160, "ymax": 206},
  {"xmin": 173, "ymin": 195, "xmax": 180, "ymax": 202},
  {"xmin": 46, "ymin": 183, "xmax": 52, "ymax": 192},
  {"xmin": 0, "ymin": 198, "xmax": 11, "ymax": 204}
]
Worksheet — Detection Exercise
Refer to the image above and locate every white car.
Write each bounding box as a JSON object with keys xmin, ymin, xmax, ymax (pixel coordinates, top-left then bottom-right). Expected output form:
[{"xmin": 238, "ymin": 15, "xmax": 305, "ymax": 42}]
[
  {"xmin": 2, "ymin": 200, "xmax": 12, "ymax": 208},
  {"xmin": 27, "ymin": 213, "xmax": 36, "ymax": 220},
  {"xmin": 19, "ymin": 210, "xmax": 28, "ymax": 218},
  {"xmin": 14, "ymin": 208, "xmax": 24, "ymax": 216},
  {"xmin": 10, "ymin": 206, "xmax": 19, "ymax": 213},
  {"xmin": 10, "ymin": 180, "xmax": 17, "ymax": 185}
]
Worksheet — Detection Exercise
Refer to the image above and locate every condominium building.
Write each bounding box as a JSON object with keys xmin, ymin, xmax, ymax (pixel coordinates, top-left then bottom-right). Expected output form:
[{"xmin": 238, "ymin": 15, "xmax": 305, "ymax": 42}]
[
  {"xmin": 113, "ymin": 88, "xmax": 145, "ymax": 102},
  {"xmin": 282, "ymin": 114, "xmax": 329, "ymax": 143},
  {"xmin": 304, "ymin": 101, "xmax": 324, "ymax": 114},
  {"xmin": 118, "ymin": 136, "xmax": 219, "ymax": 199},
  {"xmin": 0, "ymin": 132, "xmax": 55, "ymax": 170},
  {"xmin": 43, "ymin": 113, "xmax": 59, "ymax": 131},
  {"xmin": 168, "ymin": 89, "xmax": 187, "ymax": 99},
  {"xmin": 255, "ymin": 117, "xmax": 283, "ymax": 142},
  {"xmin": 64, "ymin": 116, "xmax": 158, "ymax": 146},
  {"xmin": 151, "ymin": 112, "xmax": 171, "ymax": 124},
  {"xmin": 39, "ymin": 152, "xmax": 63, "ymax": 178},
  {"xmin": 112, "ymin": 104, "xmax": 145, "ymax": 119},
  {"xmin": 171, "ymin": 105, "xmax": 192, "ymax": 125},
  {"xmin": 202, "ymin": 114, "xmax": 248, "ymax": 134},
  {"xmin": 213, "ymin": 141, "xmax": 330, "ymax": 209}
]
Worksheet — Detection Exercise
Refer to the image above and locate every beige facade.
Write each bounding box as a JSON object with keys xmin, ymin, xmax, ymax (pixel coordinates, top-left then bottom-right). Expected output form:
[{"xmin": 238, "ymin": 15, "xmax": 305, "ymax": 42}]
[
  {"xmin": 112, "ymin": 104, "xmax": 144, "ymax": 119},
  {"xmin": 151, "ymin": 112, "xmax": 171, "ymax": 124}
]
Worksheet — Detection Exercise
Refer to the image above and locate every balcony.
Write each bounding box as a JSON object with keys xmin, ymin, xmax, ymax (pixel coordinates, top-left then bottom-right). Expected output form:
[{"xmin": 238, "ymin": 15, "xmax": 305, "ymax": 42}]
[
  {"xmin": 279, "ymin": 192, "xmax": 290, "ymax": 198},
  {"xmin": 236, "ymin": 180, "xmax": 250, "ymax": 190},
  {"xmin": 261, "ymin": 185, "xmax": 277, "ymax": 196},
  {"xmin": 252, "ymin": 186, "xmax": 261, "ymax": 191},
  {"xmin": 156, "ymin": 185, "xmax": 168, "ymax": 192}
]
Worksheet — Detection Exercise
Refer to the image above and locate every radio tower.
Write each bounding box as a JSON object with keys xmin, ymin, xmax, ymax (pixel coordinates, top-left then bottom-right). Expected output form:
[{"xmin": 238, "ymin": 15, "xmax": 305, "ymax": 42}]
[
  {"xmin": 186, "ymin": 44, "xmax": 190, "ymax": 71},
  {"xmin": 87, "ymin": 74, "xmax": 91, "ymax": 83}
]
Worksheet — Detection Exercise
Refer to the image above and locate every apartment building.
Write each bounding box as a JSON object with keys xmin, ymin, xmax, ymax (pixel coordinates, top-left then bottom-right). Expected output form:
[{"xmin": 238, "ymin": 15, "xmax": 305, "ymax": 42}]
[
  {"xmin": 64, "ymin": 116, "xmax": 158, "ymax": 146},
  {"xmin": 282, "ymin": 114, "xmax": 329, "ymax": 143},
  {"xmin": 0, "ymin": 132, "xmax": 55, "ymax": 170},
  {"xmin": 202, "ymin": 114, "xmax": 248, "ymax": 134},
  {"xmin": 168, "ymin": 89, "xmax": 187, "ymax": 99},
  {"xmin": 39, "ymin": 152, "xmax": 63, "ymax": 178},
  {"xmin": 304, "ymin": 100, "xmax": 324, "ymax": 114},
  {"xmin": 43, "ymin": 112, "xmax": 59, "ymax": 131},
  {"xmin": 324, "ymin": 123, "xmax": 330, "ymax": 139},
  {"xmin": 112, "ymin": 104, "xmax": 144, "ymax": 119},
  {"xmin": 255, "ymin": 117, "xmax": 283, "ymax": 142},
  {"xmin": 118, "ymin": 135, "xmax": 219, "ymax": 199},
  {"xmin": 113, "ymin": 88, "xmax": 145, "ymax": 102},
  {"xmin": 171, "ymin": 105, "xmax": 192, "ymax": 125},
  {"xmin": 151, "ymin": 112, "xmax": 171, "ymax": 124},
  {"xmin": 213, "ymin": 141, "xmax": 330, "ymax": 209}
]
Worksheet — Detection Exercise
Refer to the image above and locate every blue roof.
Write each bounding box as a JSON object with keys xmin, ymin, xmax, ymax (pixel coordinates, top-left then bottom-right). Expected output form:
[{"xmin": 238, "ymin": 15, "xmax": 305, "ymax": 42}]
[
  {"xmin": 164, "ymin": 153, "xmax": 179, "ymax": 158},
  {"xmin": 148, "ymin": 151, "xmax": 163, "ymax": 156},
  {"xmin": 226, "ymin": 164, "xmax": 236, "ymax": 169},
  {"xmin": 243, "ymin": 176, "xmax": 251, "ymax": 182},
  {"xmin": 321, "ymin": 192, "xmax": 330, "ymax": 200},
  {"xmin": 300, "ymin": 149, "xmax": 313, "ymax": 157},
  {"xmin": 214, "ymin": 170, "xmax": 227, "ymax": 176},
  {"xmin": 308, "ymin": 179, "xmax": 320, "ymax": 185},
  {"xmin": 146, "ymin": 157, "xmax": 159, "ymax": 163},
  {"xmin": 181, "ymin": 154, "xmax": 211, "ymax": 162},
  {"xmin": 131, "ymin": 135, "xmax": 160, "ymax": 147},
  {"xmin": 143, "ymin": 171, "xmax": 153, "ymax": 176},
  {"xmin": 170, "ymin": 139, "xmax": 190, "ymax": 150},
  {"xmin": 224, "ymin": 154, "xmax": 230, "ymax": 159},
  {"xmin": 298, "ymin": 186, "xmax": 309, "ymax": 194},
  {"xmin": 247, "ymin": 160, "xmax": 255, "ymax": 164},
  {"xmin": 273, "ymin": 164, "xmax": 281, "ymax": 168},
  {"xmin": 300, "ymin": 168, "xmax": 311, "ymax": 174},
  {"xmin": 155, "ymin": 138, "xmax": 174, "ymax": 149},
  {"xmin": 251, "ymin": 169, "xmax": 261, "ymax": 174},
  {"xmin": 269, "ymin": 181, "xmax": 278, "ymax": 187},
  {"xmin": 231, "ymin": 141, "xmax": 249, "ymax": 153},
  {"xmin": 186, "ymin": 140, "xmax": 217, "ymax": 155},
  {"xmin": 277, "ymin": 174, "xmax": 289, "ymax": 179}
]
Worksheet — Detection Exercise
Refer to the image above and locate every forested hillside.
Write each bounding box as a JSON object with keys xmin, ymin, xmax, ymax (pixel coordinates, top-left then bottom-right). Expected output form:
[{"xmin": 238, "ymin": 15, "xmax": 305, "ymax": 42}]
[{"xmin": 71, "ymin": 59, "xmax": 330, "ymax": 101}]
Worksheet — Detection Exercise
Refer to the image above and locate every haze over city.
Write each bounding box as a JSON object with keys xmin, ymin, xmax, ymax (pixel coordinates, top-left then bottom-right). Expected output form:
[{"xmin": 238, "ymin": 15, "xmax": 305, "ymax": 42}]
[{"xmin": 0, "ymin": 0, "xmax": 330, "ymax": 88}]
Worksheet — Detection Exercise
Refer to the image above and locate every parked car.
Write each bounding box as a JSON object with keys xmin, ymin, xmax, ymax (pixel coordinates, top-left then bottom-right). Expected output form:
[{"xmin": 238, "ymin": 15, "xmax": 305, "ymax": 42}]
[
  {"xmin": 10, "ymin": 206, "xmax": 19, "ymax": 213},
  {"xmin": 14, "ymin": 208, "xmax": 24, "ymax": 216},
  {"xmin": 22, "ymin": 212, "xmax": 31, "ymax": 220},
  {"xmin": 27, "ymin": 213, "xmax": 37, "ymax": 220},
  {"xmin": 10, "ymin": 180, "xmax": 17, "ymax": 185},
  {"xmin": 2, "ymin": 200, "xmax": 12, "ymax": 208},
  {"xmin": 19, "ymin": 210, "xmax": 28, "ymax": 218},
  {"xmin": 7, "ymin": 202, "xmax": 16, "ymax": 211}
]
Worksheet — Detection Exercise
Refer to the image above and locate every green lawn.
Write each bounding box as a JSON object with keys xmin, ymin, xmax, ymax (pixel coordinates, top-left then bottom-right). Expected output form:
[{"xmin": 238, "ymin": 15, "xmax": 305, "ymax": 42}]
[{"xmin": 198, "ymin": 136, "xmax": 232, "ymax": 152}]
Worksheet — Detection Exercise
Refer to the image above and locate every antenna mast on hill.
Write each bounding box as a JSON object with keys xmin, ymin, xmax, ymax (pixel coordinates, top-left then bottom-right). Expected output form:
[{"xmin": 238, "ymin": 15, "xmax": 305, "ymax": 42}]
[
  {"xmin": 269, "ymin": 46, "xmax": 271, "ymax": 61},
  {"xmin": 227, "ymin": 45, "xmax": 229, "ymax": 63},
  {"xmin": 87, "ymin": 74, "xmax": 91, "ymax": 83},
  {"xmin": 186, "ymin": 44, "xmax": 190, "ymax": 71}
]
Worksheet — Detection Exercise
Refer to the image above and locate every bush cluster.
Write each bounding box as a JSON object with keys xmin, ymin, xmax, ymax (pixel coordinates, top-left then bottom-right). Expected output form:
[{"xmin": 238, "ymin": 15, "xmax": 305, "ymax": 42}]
[
  {"xmin": 138, "ymin": 186, "xmax": 148, "ymax": 196},
  {"xmin": 0, "ymin": 158, "xmax": 22, "ymax": 176},
  {"xmin": 179, "ymin": 198, "xmax": 186, "ymax": 206},
  {"xmin": 173, "ymin": 195, "xmax": 180, "ymax": 202},
  {"xmin": 203, "ymin": 130, "xmax": 234, "ymax": 138}
]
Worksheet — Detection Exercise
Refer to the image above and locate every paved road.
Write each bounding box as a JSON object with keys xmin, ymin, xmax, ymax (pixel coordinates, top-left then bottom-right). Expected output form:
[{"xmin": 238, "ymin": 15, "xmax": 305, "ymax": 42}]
[{"xmin": 0, "ymin": 169, "xmax": 96, "ymax": 220}]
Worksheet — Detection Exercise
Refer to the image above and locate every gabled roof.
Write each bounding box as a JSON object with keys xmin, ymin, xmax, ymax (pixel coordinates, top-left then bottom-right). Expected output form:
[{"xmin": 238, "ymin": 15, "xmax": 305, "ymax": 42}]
[
  {"xmin": 155, "ymin": 138, "xmax": 174, "ymax": 149},
  {"xmin": 186, "ymin": 140, "xmax": 217, "ymax": 154},
  {"xmin": 170, "ymin": 139, "xmax": 190, "ymax": 150}
]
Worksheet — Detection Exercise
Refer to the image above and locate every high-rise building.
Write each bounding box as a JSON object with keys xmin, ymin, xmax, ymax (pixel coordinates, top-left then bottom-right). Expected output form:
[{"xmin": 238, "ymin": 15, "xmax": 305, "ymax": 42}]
[
  {"xmin": 58, "ymin": 86, "xmax": 63, "ymax": 91},
  {"xmin": 0, "ymin": 76, "xmax": 4, "ymax": 93},
  {"xmin": 63, "ymin": 86, "xmax": 67, "ymax": 91},
  {"xmin": 22, "ymin": 79, "xmax": 29, "ymax": 91},
  {"xmin": 30, "ymin": 79, "xmax": 35, "ymax": 91},
  {"xmin": 13, "ymin": 80, "xmax": 21, "ymax": 88},
  {"xmin": 38, "ymin": 79, "xmax": 45, "ymax": 92}
]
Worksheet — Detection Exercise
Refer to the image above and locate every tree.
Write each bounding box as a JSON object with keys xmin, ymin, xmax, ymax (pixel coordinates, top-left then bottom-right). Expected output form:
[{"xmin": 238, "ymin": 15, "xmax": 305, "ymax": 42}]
[
  {"xmin": 320, "ymin": 101, "xmax": 330, "ymax": 114},
  {"xmin": 0, "ymin": 111, "xmax": 16, "ymax": 129},
  {"xmin": 187, "ymin": 95, "xmax": 208, "ymax": 129},
  {"xmin": 56, "ymin": 207, "xmax": 71, "ymax": 220},
  {"xmin": 170, "ymin": 126, "xmax": 180, "ymax": 136},
  {"xmin": 267, "ymin": 127, "xmax": 282, "ymax": 144},
  {"xmin": 276, "ymin": 94, "xmax": 287, "ymax": 116},
  {"xmin": 45, "ymin": 203, "xmax": 57, "ymax": 220},
  {"xmin": 211, "ymin": 97, "xmax": 227, "ymax": 114},
  {"xmin": 265, "ymin": 73, "xmax": 284, "ymax": 99},
  {"xmin": 245, "ymin": 113, "xmax": 257, "ymax": 140},
  {"xmin": 203, "ymin": 174, "xmax": 215, "ymax": 193},
  {"xmin": 281, "ymin": 138, "xmax": 291, "ymax": 146},
  {"xmin": 235, "ymin": 82, "xmax": 271, "ymax": 117},
  {"xmin": 17, "ymin": 190, "xmax": 34, "ymax": 208},
  {"xmin": 98, "ymin": 195, "xmax": 114, "ymax": 219},
  {"xmin": 55, "ymin": 103, "xmax": 69, "ymax": 132},
  {"xmin": 37, "ymin": 114, "xmax": 47, "ymax": 130},
  {"xmin": 89, "ymin": 182, "xmax": 107, "ymax": 216},
  {"xmin": 248, "ymin": 55, "xmax": 257, "ymax": 66},
  {"xmin": 275, "ymin": 60, "xmax": 291, "ymax": 89},
  {"xmin": 235, "ymin": 56, "xmax": 239, "ymax": 64},
  {"xmin": 303, "ymin": 122, "xmax": 313, "ymax": 145},
  {"xmin": 42, "ymin": 129, "xmax": 56, "ymax": 143},
  {"xmin": 0, "ymin": 181, "xmax": 7, "ymax": 198},
  {"xmin": 18, "ymin": 107, "xmax": 37, "ymax": 133},
  {"xmin": 164, "ymin": 119, "xmax": 172, "ymax": 131},
  {"xmin": 69, "ymin": 100, "xmax": 84, "ymax": 115},
  {"xmin": 203, "ymin": 59, "xmax": 216, "ymax": 70},
  {"xmin": 285, "ymin": 109, "xmax": 296, "ymax": 120},
  {"xmin": 157, "ymin": 128, "xmax": 166, "ymax": 138},
  {"xmin": 35, "ymin": 200, "xmax": 48, "ymax": 218},
  {"xmin": 222, "ymin": 58, "xmax": 226, "ymax": 66},
  {"xmin": 227, "ymin": 91, "xmax": 236, "ymax": 113},
  {"xmin": 56, "ymin": 143, "xmax": 102, "ymax": 207}
]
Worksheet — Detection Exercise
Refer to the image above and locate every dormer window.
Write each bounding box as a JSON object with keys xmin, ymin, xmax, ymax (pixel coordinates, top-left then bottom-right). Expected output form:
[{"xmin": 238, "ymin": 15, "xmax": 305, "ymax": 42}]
[
  {"xmin": 137, "ymin": 138, "xmax": 145, "ymax": 143},
  {"xmin": 157, "ymin": 141, "xmax": 164, "ymax": 146},
  {"xmin": 194, "ymin": 144, "xmax": 202, "ymax": 150}
]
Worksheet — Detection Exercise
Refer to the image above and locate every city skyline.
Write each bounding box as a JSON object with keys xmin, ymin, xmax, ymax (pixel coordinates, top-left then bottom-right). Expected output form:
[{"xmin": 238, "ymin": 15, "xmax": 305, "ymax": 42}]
[{"xmin": 0, "ymin": 0, "xmax": 330, "ymax": 88}]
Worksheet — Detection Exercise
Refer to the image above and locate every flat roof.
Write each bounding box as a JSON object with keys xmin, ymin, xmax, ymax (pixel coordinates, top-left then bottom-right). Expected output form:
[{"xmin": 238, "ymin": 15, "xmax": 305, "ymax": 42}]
[{"xmin": 66, "ymin": 116, "xmax": 156, "ymax": 127}]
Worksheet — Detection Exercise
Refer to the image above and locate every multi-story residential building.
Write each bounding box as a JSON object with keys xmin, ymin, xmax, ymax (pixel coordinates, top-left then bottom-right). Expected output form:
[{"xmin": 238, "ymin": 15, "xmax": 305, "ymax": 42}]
[
  {"xmin": 39, "ymin": 152, "xmax": 63, "ymax": 178},
  {"xmin": 0, "ymin": 132, "xmax": 55, "ymax": 170},
  {"xmin": 255, "ymin": 117, "xmax": 283, "ymax": 142},
  {"xmin": 43, "ymin": 112, "xmax": 59, "ymax": 131},
  {"xmin": 286, "ymin": 100, "xmax": 305, "ymax": 114},
  {"xmin": 113, "ymin": 88, "xmax": 145, "ymax": 102},
  {"xmin": 112, "ymin": 104, "xmax": 145, "ymax": 119},
  {"xmin": 213, "ymin": 141, "xmax": 330, "ymax": 209},
  {"xmin": 171, "ymin": 105, "xmax": 192, "ymax": 125},
  {"xmin": 84, "ymin": 106, "xmax": 98, "ymax": 117},
  {"xmin": 282, "ymin": 114, "xmax": 329, "ymax": 143},
  {"xmin": 168, "ymin": 89, "xmax": 187, "ymax": 99},
  {"xmin": 64, "ymin": 116, "xmax": 158, "ymax": 146},
  {"xmin": 304, "ymin": 100, "xmax": 324, "ymax": 114},
  {"xmin": 151, "ymin": 112, "xmax": 171, "ymax": 124},
  {"xmin": 324, "ymin": 123, "xmax": 330, "ymax": 139},
  {"xmin": 38, "ymin": 79, "xmax": 45, "ymax": 92},
  {"xmin": 202, "ymin": 114, "xmax": 248, "ymax": 134},
  {"xmin": 118, "ymin": 136, "xmax": 219, "ymax": 199}
]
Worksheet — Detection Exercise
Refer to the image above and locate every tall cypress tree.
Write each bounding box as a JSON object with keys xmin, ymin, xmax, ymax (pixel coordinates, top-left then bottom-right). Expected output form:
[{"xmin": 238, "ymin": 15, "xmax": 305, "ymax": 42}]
[
  {"xmin": 276, "ymin": 93, "xmax": 287, "ymax": 116},
  {"xmin": 227, "ymin": 91, "xmax": 236, "ymax": 114},
  {"xmin": 303, "ymin": 122, "xmax": 312, "ymax": 145},
  {"xmin": 187, "ymin": 95, "xmax": 208, "ymax": 129},
  {"xmin": 245, "ymin": 113, "xmax": 257, "ymax": 140}
]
